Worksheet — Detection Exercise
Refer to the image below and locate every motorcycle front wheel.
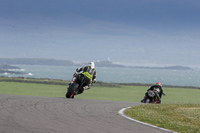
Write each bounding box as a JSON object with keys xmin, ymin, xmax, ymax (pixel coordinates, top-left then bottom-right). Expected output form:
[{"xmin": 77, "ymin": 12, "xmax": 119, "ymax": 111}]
[
  {"xmin": 66, "ymin": 82, "xmax": 79, "ymax": 98},
  {"xmin": 145, "ymin": 99, "xmax": 151, "ymax": 103}
]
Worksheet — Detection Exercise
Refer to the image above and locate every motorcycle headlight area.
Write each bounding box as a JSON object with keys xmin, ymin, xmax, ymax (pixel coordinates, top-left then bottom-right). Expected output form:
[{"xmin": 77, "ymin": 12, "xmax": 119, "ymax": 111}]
[{"xmin": 147, "ymin": 90, "xmax": 155, "ymax": 97}]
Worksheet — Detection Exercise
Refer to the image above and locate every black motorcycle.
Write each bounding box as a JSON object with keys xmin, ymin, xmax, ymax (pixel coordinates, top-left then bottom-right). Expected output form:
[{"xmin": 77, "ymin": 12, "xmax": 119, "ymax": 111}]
[
  {"xmin": 65, "ymin": 72, "xmax": 86, "ymax": 98},
  {"xmin": 141, "ymin": 89, "xmax": 165, "ymax": 103}
]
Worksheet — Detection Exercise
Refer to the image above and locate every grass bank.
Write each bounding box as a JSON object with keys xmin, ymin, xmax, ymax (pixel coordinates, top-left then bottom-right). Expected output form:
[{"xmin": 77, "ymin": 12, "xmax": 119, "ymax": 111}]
[
  {"xmin": 125, "ymin": 104, "xmax": 200, "ymax": 133},
  {"xmin": 0, "ymin": 77, "xmax": 200, "ymax": 103}
]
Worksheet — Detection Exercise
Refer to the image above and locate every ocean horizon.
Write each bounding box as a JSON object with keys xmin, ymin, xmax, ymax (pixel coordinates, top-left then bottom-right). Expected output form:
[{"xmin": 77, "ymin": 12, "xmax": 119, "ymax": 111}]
[{"xmin": 1, "ymin": 65, "xmax": 200, "ymax": 88}]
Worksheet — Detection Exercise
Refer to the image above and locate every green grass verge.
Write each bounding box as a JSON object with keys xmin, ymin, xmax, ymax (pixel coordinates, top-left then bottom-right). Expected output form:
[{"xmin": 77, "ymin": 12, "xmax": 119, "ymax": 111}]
[
  {"xmin": 0, "ymin": 80, "xmax": 200, "ymax": 103},
  {"xmin": 125, "ymin": 104, "xmax": 200, "ymax": 133},
  {"xmin": 0, "ymin": 82, "xmax": 67, "ymax": 97}
]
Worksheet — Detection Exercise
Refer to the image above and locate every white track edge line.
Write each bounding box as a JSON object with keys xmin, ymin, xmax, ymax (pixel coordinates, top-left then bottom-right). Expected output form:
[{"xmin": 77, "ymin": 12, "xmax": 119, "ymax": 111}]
[{"xmin": 118, "ymin": 107, "xmax": 179, "ymax": 133}]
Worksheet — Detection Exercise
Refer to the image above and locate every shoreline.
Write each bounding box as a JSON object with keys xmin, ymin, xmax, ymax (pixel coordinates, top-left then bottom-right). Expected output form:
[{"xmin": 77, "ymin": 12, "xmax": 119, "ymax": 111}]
[{"xmin": 0, "ymin": 76, "xmax": 199, "ymax": 89}]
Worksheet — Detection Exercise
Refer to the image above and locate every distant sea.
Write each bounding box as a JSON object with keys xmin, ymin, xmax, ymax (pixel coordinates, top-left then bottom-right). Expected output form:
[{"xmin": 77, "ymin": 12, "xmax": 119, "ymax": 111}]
[{"xmin": 1, "ymin": 65, "xmax": 200, "ymax": 87}]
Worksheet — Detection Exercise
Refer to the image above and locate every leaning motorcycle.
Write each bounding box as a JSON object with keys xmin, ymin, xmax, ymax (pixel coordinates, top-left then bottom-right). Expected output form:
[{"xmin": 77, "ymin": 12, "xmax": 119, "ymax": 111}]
[
  {"xmin": 65, "ymin": 72, "xmax": 86, "ymax": 98},
  {"xmin": 141, "ymin": 90, "xmax": 165, "ymax": 103}
]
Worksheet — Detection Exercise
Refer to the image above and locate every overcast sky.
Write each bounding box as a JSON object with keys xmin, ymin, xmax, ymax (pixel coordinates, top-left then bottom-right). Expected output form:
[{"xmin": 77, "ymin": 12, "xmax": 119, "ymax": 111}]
[{"xmin": 0, "ymin": 0, "xmax": 200, "ymax": 67}]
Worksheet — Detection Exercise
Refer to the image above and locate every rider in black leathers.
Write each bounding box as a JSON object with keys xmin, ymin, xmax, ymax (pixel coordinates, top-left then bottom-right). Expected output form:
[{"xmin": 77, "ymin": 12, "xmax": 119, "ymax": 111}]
[
  {"xmin": 141, "ymin": 82, "xmax": 164, "ymax": 103},
  {"xmin": 70, "ymin": 62, "xmax": 97, "ymax": 94}
]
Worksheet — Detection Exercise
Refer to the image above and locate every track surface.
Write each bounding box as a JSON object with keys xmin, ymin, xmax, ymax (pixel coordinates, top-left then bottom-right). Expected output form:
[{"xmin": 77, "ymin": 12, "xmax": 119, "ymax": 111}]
[{"xmin": 0, "ymin": 94, "xmax": 170, "ymax": 133}]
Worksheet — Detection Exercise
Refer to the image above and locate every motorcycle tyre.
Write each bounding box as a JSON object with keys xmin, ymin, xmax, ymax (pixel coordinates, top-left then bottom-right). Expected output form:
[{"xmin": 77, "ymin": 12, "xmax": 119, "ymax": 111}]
[
  {"xmin": 145, "ymin": 99, "xmax": 151, "ymax": 103},
  {"xmin": 66, "ymin": 82, "xmax": 79, "ymax": 98}
]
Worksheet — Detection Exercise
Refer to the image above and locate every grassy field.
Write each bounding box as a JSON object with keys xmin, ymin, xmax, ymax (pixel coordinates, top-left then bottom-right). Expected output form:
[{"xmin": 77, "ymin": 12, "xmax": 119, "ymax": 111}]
[
  {"xmin": 0, "ymin": 80, "xmax": 200, "ymax": 103},
  {"xmin": 0, "ymin": 78, "xmax": 200, "ymax": 132},
  {"xmin": 125, "ymin": 104, "xmax": 200, "ymax": 133}
]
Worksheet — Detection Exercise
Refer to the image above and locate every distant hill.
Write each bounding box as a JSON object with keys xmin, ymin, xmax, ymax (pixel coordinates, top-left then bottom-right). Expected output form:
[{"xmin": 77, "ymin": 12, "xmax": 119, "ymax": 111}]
[
  {"xmin": 0, "ymin": 63, "xmax": 20, "ymax": 69},
  {"xmin": 77, "ymin": 61, "xmax": 125, "ymax": 68},
  {"xmin": 0, "ymin": 58, "xmax": 193, "ymax": 70},
  {"xmin": 162, "ymin": 66, "xmax": 193, "ymax": 70},
  {"xmin": 132, "ymin": 65, "xmax": 193, "ymax": 70},
  {"xmin": 0, "ymin": 58, "xmax": 124, "ymax": 68},
  {"xmin": 94, "ymin": 61, "xmax": 125, "ymax": 67},
  {"xmin": 0, "ymin": 63, "xmax": 26, "ymax": 74}
]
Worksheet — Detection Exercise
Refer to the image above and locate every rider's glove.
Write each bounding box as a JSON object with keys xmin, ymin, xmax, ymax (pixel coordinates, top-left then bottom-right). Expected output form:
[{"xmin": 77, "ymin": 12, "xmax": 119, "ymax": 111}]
[
  {"xmin": 92, "ymin": 79, "xmax": 96, "ymax": 83},
  {"xmin": 76, "ymin": 68, "xmax": 80, "ymax": 72}
]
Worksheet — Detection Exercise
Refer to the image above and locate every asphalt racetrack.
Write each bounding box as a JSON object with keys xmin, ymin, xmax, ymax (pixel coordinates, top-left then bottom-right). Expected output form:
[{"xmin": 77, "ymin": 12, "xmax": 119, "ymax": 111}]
[{"xmin": 0, "ymin": 94, "xmax": 171, "ymax": 133}]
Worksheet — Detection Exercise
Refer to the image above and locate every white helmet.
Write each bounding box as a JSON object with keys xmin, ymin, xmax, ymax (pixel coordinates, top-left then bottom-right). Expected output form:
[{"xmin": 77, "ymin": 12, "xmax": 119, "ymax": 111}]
[{"xmin": 89, "ymin": 62, "xmax": 95, "ymax": 69}]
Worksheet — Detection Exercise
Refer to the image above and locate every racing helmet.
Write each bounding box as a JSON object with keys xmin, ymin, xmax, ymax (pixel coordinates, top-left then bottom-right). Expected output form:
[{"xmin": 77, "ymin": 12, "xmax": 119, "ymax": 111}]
[
  {"xmin": 156, "ymin": 82, "xmax": 162, "ymax": 87},
  {"xmin": 89, "ymin": 62, "xmax": 95, "ymax": 69}
]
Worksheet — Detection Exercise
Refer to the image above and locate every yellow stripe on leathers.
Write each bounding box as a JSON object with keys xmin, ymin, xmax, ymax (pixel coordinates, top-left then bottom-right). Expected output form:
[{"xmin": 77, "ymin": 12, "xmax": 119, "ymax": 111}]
[{"xmin": 83, "ymin": 66, "xmax": 94, "ymax": 80}]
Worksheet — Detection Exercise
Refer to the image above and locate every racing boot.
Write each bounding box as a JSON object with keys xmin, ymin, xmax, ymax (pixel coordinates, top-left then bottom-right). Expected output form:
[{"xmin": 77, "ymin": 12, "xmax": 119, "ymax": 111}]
[
  {"xmin": 77, "ymin": 85, "xmax": 90, "ymax": 94},
  {"xmin": 141, "ymin": 96, "xmax": 147, "ymax": 103},
  {"xmin": 83, "ymin": 85, "xmax": 90, "ymax": 90}
]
